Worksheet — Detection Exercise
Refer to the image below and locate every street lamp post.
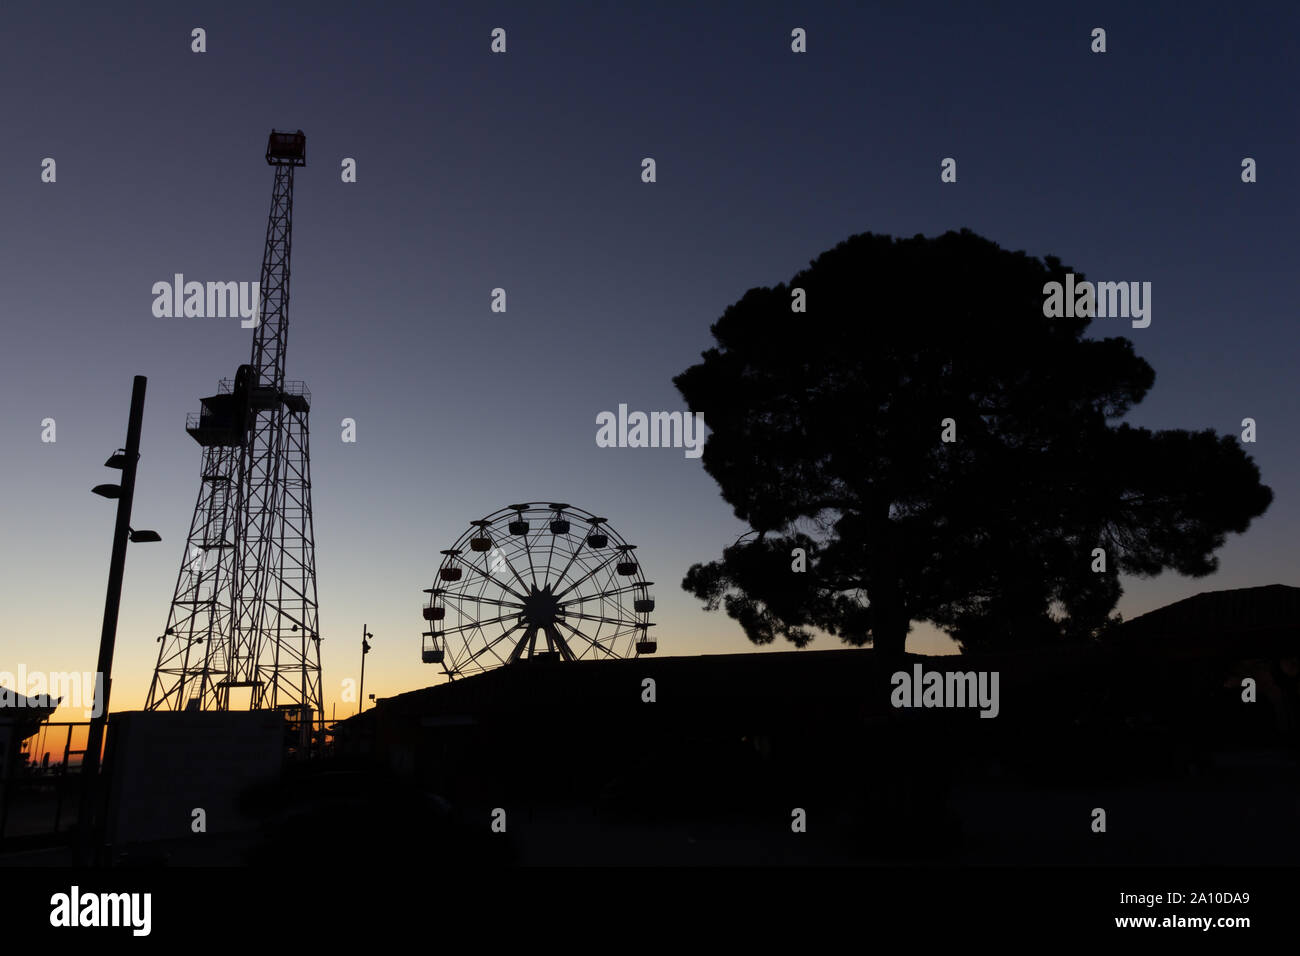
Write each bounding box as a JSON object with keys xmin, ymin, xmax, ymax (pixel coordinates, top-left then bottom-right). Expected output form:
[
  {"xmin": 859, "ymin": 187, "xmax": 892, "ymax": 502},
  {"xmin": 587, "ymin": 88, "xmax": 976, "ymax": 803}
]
[
  {"xmin": 358, "ymin": 626, "xmax": 373, "ymax": 715},
  {"xmin": 79, "ymin": 375, "xmax": 160, "ymax": 865}
]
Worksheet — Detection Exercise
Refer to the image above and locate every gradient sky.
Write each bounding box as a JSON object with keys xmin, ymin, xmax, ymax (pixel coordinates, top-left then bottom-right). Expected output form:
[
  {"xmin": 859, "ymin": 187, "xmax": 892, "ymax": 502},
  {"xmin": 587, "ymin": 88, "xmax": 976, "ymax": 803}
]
[{"xmin": 2, "ymin": 1, "xmax": 1298, "ymax": 725}]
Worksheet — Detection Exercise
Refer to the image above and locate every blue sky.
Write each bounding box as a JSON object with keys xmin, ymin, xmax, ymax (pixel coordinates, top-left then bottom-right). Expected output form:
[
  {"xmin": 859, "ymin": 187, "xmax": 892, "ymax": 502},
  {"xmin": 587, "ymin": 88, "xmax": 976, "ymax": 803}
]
[{"xmin": 2, "ymin": 1, "xmax": 1296, "ymax": 717}]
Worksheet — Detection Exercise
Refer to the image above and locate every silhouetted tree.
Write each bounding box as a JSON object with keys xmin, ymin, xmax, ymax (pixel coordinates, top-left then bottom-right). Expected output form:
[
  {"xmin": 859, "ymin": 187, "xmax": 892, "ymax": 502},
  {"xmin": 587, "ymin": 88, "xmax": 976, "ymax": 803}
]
[{"xmin": 674, "ymin": 229, "xmax": 1272, "ymax": 655}]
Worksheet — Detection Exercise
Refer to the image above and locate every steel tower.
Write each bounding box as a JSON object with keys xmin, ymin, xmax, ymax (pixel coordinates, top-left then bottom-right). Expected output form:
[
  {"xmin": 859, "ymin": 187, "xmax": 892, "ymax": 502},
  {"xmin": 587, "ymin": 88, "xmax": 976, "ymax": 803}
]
[{"xmin": 146, "ymin": 130, "xmax": 323, "ymax": 729}]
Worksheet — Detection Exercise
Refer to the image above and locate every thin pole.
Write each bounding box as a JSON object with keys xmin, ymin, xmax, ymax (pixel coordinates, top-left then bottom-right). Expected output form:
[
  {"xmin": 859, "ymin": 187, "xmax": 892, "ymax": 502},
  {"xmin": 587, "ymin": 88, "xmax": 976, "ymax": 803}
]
[
  {"xmin": 79, "ymin": 375, "xmax": 147, "ymax": 865},
  {"xmin": 358, "ymin": 623, "xmax": 366, "ymax": 716}
]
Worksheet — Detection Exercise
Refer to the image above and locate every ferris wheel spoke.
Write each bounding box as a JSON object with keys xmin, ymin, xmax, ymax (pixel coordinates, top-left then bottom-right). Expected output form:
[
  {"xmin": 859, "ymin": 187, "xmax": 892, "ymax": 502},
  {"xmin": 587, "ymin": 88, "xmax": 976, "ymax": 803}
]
[
  {"xmin": 486, "ymin": 539, "xmax": 533, "ymax": 594},
  {"xmin": 508, "ymin": 624, "xmax": 540, "ymax": 663},
  {"xmin": 555, "ymin": 618, "xmax": 620, "ymax": 658},
  {"xmin": 553, "ymin": 548, "xmax": 625, "ymax": 601},
  {"xmin": 544, "ymin": 623, "xmax": 575, "ymax": 661},
  {"xmin": 450, "ymin": 553, "xmax": 528, "ymax": 602},
  {"xmin": 556, "ymin": 580, "xmax": 647, "ymax": 608},
  {"xmin": 541, "ymin": 530, "xmax": 556, "ymax": 588},
  {"xmin": 559, "ymin": 582, "xmax": 645, "ymax": 606},
  {"xmin": 546, "ymin": 539, "xmax": 590, "ymax": 594},
  {"xmin": 562, "ymin": 609, "xmax": 638, "ymax": 628},
  {"xmin": 469, "ymin": 619, "xmax": 527, "ymax": 663},
  {"xmin": 442, "ymin": 593, "xmax": 526, "ymax": 612},
  {"xmin": 509, "ymin": 530, "xmax": 535, "ymax": 590},
  {"xmin": 439, "ymin": 612, "xmax": 522, "ymax": 636}
]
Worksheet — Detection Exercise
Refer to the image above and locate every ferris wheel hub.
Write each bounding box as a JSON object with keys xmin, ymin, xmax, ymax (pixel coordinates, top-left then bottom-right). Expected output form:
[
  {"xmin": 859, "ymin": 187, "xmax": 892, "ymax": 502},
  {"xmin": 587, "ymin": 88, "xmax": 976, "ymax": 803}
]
[{"xmin": 522, "ymin": 585, "xmax": 562, "ymax": 627}]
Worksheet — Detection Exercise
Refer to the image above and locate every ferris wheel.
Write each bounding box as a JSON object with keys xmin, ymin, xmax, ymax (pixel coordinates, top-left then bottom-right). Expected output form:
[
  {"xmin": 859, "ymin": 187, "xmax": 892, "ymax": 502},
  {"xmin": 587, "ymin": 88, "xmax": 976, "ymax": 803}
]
[{"xmin": 421, "ymin": 503, "xmax": 656, "ymax": 677}]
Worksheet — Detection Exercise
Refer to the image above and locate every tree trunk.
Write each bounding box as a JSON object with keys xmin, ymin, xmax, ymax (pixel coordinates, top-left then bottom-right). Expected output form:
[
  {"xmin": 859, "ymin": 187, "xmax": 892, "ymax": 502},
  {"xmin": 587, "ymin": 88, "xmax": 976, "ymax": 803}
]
[
  {"xmin": 868, "ymin": 503, "xmax": 908, "ymax": 660},
  {"xmin": 872, "ymin": 618, "xmax": 908, "ymax": 658}
]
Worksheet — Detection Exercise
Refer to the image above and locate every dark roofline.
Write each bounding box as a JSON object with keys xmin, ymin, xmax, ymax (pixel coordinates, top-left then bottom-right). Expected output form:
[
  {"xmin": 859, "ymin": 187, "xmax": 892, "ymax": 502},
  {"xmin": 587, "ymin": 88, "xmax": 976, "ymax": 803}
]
[{"xmin": 0, "ymin": 688, "xmax": 63, "ymax": 713}]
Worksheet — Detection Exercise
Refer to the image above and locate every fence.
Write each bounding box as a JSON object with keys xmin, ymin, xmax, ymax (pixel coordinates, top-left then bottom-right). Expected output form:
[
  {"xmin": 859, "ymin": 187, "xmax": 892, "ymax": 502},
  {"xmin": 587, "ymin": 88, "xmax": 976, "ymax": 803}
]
[{"xmin": 0, "ymin": 719, "xmax": 104, "ymax": 847}]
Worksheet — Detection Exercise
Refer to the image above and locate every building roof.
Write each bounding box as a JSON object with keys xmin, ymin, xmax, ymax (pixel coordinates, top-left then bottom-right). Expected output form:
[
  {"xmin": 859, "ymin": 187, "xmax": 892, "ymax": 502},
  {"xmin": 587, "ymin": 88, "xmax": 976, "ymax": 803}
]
[
  {"xmin": 1117, "ymin": 584, "xmax": 1300, "ymax": 657},
  {"xmin": 0, "ymin": 689, "xmax": 60, "ymax": 744}
]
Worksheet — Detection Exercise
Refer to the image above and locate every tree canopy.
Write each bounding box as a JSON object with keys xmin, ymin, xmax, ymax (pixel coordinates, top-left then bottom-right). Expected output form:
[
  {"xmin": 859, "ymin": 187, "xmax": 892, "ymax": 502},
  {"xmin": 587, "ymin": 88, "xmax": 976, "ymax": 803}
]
[{"xmin": 673, "ymin": 229, "xmax": 1273, "ymax": 655}]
